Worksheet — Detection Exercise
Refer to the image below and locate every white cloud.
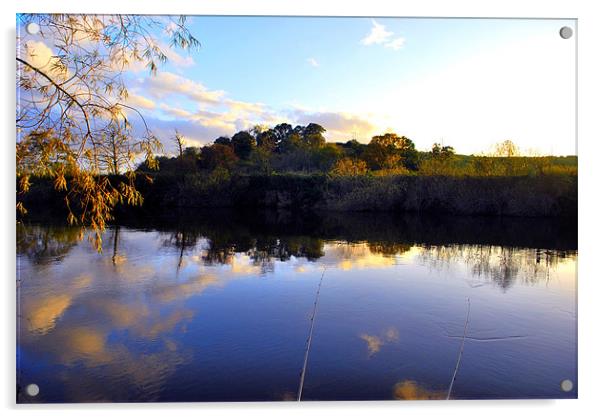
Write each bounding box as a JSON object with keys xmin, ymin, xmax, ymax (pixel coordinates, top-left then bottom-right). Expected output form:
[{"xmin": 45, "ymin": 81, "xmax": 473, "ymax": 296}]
[
  {"xmin": 126, "ymin": 75, "xmax": 283, "ymax": 154},
  {"xmin": 289, "ymin": 108, "xmax": 377, "ymax": 141},
  {"xmin": 306, "ymin": 57, "xmax": 319, "ymax": 68},
  {"xmin": 361, "ymin": 20, "xmax": 394, "ymax": 46},
  {"xmin": 360, "ymin": 20, "xmax": 405, "ymax": 51},
  {"xmin": 141, "ymin": 71, "xmax": 225, "ymax": 105},
  {"xmin": 385, "ymin": 37, "xmax": 406, "ymax": 50},
  {"xmin": 125, "ymin": 93, "xmax": 156, "ymax": 110},
  {"xmin": 129, "ymin": 28, "xmax": 575, "ymax": 157},
  {"xmin": 128, "ymin": 75, "xmax": 377, "ymax": 153},
  {"xmin": 21, "ymin": 40, "xmax": 72, "ymax": 82},
  {"xmin": 23, "ymin": 41, "xmax": 55, "ymax": 69},
  {"xmin": 224, "ymin": 99, "xmax": 267, "ymax": 116}
]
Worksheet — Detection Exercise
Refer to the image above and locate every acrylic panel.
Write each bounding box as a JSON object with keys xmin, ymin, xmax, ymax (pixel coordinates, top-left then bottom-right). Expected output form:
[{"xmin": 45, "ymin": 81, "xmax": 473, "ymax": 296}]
[{"xmin": 16, "ymin": 14, "xmax": 577, "ymax": 403}]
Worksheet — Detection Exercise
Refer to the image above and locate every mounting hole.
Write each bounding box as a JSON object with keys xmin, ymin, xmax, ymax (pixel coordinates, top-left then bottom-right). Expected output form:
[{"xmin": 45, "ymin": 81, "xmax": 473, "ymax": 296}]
[
  {"xmin": 560, "ymin": 379, "xmax": 574, "ymax": 392},
  {"xmin": 25, "ymin": 22, "xmax": 40, "ymax": 35},
  {"xmin": 25, "ymin": 383, "xmax": 39, "ymax": 397},
  {"xmin": 559, "ymin": 26, "xmax": 573, "ymax": 39}
]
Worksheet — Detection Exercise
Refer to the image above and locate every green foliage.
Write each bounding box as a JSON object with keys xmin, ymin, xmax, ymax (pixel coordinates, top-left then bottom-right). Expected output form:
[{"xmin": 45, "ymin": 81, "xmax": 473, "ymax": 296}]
[
  {"xmin": 493, "ymin": 140, "xmax": 519, "ymax": 157},
  {"xmin": 431, "ymin": 143, "xmax": 455, "ymax": 159},
  {"xmin": 330, "ymin": 157, "xmax": 368, "ymax": 176},
  {"xmin": 199, "ymin": 144, "xmax": 239, "ymax": 171},
  {"xmin": 23, "ymin": 118, "xmax": 577, "ymax": 228},
  {"xmin": 21, "ymin": 170, "xmax": 577, "ymax": 218},
  {"xmin": 214, "ymin": 136, "xmax": 231, "ymax": 146},
  {"xmin": 126, "ymin": 123, "xmax": 576, "ymax": 219},
  {"xmin": 363, "ymin": 133, "xmax": 419, "ymax": 171},
  {"xmin": 326, "ymin": 174, "xmax": 577, "ymax": 216},
  {"xmin": 231, "ymin": 131, "xmax": 256, "ymax": 159},
  {"xmin": 341, "ymin": 139, "xmax": 366, "ymax": 158}
]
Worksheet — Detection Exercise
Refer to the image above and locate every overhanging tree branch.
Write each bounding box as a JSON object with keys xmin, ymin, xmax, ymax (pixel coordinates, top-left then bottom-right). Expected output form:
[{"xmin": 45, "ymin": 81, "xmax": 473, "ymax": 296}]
[{"xmin": 17, "ymin": 56, "xmax": 92, "ymax": 142}]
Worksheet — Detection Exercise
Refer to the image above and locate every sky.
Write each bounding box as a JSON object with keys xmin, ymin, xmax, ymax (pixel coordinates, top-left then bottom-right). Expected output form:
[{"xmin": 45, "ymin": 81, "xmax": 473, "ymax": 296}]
[{"xmin": 22, "ymin": 16, "xmax": 577, "ymax": 155}]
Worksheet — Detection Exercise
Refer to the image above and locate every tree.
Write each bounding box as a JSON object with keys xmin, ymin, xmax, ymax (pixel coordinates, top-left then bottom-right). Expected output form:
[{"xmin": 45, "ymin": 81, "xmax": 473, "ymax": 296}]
[
  {"xmin": 493, "ymin": 140, "xmax": 519, "ymax": 157},
  {"xmin": 370, "ymin": 133, "xmax": 408, "ymax": 149},
  {"xmin": 302, "ymin": 123, "xmax": 326, "ymax": 148},
  {"xmin": 97, "ymin": 125, "xmax": 132, "ymax": 174},
  {"xmin": 363, "ymin": 133, "xmax": 418, "ymax": 170},
  {"xmin": 249, "ymin": 146, "xmax": 272, "ymax": 175},
  {"xmin": 362, "ymin": 133, "xmax": 407, "ymax": 170},
  {"xmin": 303, "ymin": 123, "xmax": 326, "ymax": 137},
  {"xmin": 330, "ymin": 157, "xmax": 368, "ymax": 176},
  {"xmin": 16, "ymin": 14, "xmax": 200, "ymax": 247},
  {"xmin": 431, "ymin": 143, "xmax": 455, "ymax": 159},
  {"xmin": 214, "ymin": 136, "xmax": 232, "ymax": 146},
  {"xmin": 420, "ymin": 143, "xmax": 457, "ymax": 175},
  {"xmin": 312, "ymin": 143, "xmax": 342, "ymax": 171},
  {"xmin": 183, "ymin": 147, "xmax": 201, "ymax": 159},
  {"xmin": 491, "ymin": 140, "xmax": 521, "ymax": 175},
  {"xmin": 342, "ymin": 139, "xmax": 365, "ymax": 158},
  {"xmin": 251, "ymin": 124, "xmax": 268, "ymax": 137},
  {"xmin": 279, "ymin": 131, "xmax": 304, "ymax": 154},
  {"xmin": 256, "ymin": 129, "xmax": 278, "ymax": 152},
  {"xmin": 173, "ymin": 130, "xmax": 185, "ymax": 160},
  {"xmin": 199, "ymin": 144, "xmax": 239, "ymax": 171},
  {"xmin": 273, "ymin": 123, "xmax": 293, "ymax": 152},
  {"xmin": 442, "ymin": 145, "xmax": 455, "ymax": 157},
  {"xmin": 231, "ymin": 131, "xmax": 256, "ymax": 159}
]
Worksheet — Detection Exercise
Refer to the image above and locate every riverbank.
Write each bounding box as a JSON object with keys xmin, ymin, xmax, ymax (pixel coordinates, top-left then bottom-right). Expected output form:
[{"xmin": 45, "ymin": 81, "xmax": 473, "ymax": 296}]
[{"xmin": 18, "ymin": 172, "xmax": 577, "ymax": 219}]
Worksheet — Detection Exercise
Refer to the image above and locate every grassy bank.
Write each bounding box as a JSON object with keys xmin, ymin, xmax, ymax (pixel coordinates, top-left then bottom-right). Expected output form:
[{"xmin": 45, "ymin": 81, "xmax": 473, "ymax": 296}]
[{"xmin": 19, "ymin": 172, "xmax": 577, "ymax": 219}]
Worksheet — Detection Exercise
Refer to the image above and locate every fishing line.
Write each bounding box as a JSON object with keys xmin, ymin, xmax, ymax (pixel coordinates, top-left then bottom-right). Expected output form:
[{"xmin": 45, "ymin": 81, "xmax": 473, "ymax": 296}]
[
  {"xmin": 446, "ymin": 297, "xmax": 471, "ymax": 400},
  {"xmin": 297, "ymin": 267, "xmax": 327, "ymax": 402}
]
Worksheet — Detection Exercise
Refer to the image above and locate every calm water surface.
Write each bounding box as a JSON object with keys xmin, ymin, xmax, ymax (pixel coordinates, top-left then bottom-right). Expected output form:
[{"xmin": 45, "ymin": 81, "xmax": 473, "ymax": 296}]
[{"xmin": 16, "ymin": 212, "xmax": 577, "ymax": 402}]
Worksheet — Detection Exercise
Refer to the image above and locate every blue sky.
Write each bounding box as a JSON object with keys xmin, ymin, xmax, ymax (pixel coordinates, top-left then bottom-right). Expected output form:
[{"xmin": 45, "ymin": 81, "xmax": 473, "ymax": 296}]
[
  {"xmin": 22, "ymin": 16, "xmax": 577, "ymax": 155},
  {"xmin": 182, "ymin": 17, "xmax": 527, "ymax": 109}
]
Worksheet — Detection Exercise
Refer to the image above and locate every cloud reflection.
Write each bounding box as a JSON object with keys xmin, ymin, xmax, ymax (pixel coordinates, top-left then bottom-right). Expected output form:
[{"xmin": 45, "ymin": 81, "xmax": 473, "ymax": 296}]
[
  {"xmin": 24, "ymin": 294, "xmax": 72, "ymax": 334},
  {"xmin": 393, "ymin": 380, "xmax": 446, "ymax": 400},
  {"xmin": 16, "ymin": 222, "xmax": 577, "ymax": 401},
  {"xmin": 360, "ymin": 326, "xmax": 399, "ymax": 356}
]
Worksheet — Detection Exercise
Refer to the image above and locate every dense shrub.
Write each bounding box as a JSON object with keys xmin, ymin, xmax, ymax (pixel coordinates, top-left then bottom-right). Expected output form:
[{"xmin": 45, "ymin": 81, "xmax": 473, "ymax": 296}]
[
  {"xmin": 18, "ymin": 172, "xmax": 577, "ymax": 219},
  {"xmin": 325, "ymin": 174, "xmax": 577, "ymax": 216}
]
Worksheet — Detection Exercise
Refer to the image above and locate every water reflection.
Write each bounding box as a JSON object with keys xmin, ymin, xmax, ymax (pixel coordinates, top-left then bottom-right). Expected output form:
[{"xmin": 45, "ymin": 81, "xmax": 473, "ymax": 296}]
[
  {"xmin": 419, "ymin": 245, "xmax": 574, "ymax": 290},
  {"xmin": 393, "ymin": 380, "xmax": 447, "ymax": 400},
  {"xmin": 17, "ymin": 223, "xmax": 81, "ymax": 266},
  {"xmin": 18, "ymin": 215, "xmax": 575, "ymax": 292},
  {"xmin": 360, "ymin": 327, "xmax": 400, "ymax": 356},
  {"xmin": 16, "ymin": 212, "xmax": 577, "ymax": 402}
]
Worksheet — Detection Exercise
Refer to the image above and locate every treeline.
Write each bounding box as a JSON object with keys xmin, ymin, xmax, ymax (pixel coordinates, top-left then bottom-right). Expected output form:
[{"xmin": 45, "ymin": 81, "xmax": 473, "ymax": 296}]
[
  {"xmin": 17, "ymin": 123, "xmax": 577, "ymax": 220},
  {"xmin": 137, "ymin": 123, "xmax": 577, "ymax": 178}
]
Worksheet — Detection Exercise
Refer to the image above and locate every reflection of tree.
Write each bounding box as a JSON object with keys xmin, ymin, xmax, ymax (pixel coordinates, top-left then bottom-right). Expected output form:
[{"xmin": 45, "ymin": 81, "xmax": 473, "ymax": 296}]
[
  {"xmin": 110, "ymin": 226, "xmax": 122, "ymax": 266},
  {"xmin": 17, "ymin": 223, "xmax": 82, "ymax": 265},
  {"xmin": 22, "ymin": 211, "xmax": 577, "ymax": 281},
  {"xmin": 276, "ymin": 237, "xmax": 325, "ymax": 261},
  {"xmin": 419, "ymin": 245, "xmax": 576, "ymax": 290},
  {"xmin": 202, "ymin": 233, "xmax": 250, "ymax": 266},
  {"xmin": 158, "ymin": 224, "xmax": 327, "ymax": 271},
  {"xmin": 163, "ymin": 229, "xmax": 202, "ymax": 273},
  {"xmin": 203, "ymin": 236, "xmax": 325, "ymax": 267},
  {"xmin": 368, "ymin": 242, "xmax": 412, "ymax": 256}
]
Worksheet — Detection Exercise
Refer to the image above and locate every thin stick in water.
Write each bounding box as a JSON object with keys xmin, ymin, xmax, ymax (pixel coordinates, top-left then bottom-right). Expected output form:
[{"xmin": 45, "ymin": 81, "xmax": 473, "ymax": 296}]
[
  {"xmin": 297, "ymin": 267, "xmax": 326, "ymax": 402},
  {"xmin": 446, "ymin": 297, "xmax": 471, "ymax": 400}
]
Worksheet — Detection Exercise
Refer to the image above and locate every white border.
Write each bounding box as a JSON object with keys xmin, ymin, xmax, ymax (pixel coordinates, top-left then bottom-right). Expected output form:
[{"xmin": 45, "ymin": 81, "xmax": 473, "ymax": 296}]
[{"xmin": 3, "ymin": 1, "xmax": 601, "ymax": 417}]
